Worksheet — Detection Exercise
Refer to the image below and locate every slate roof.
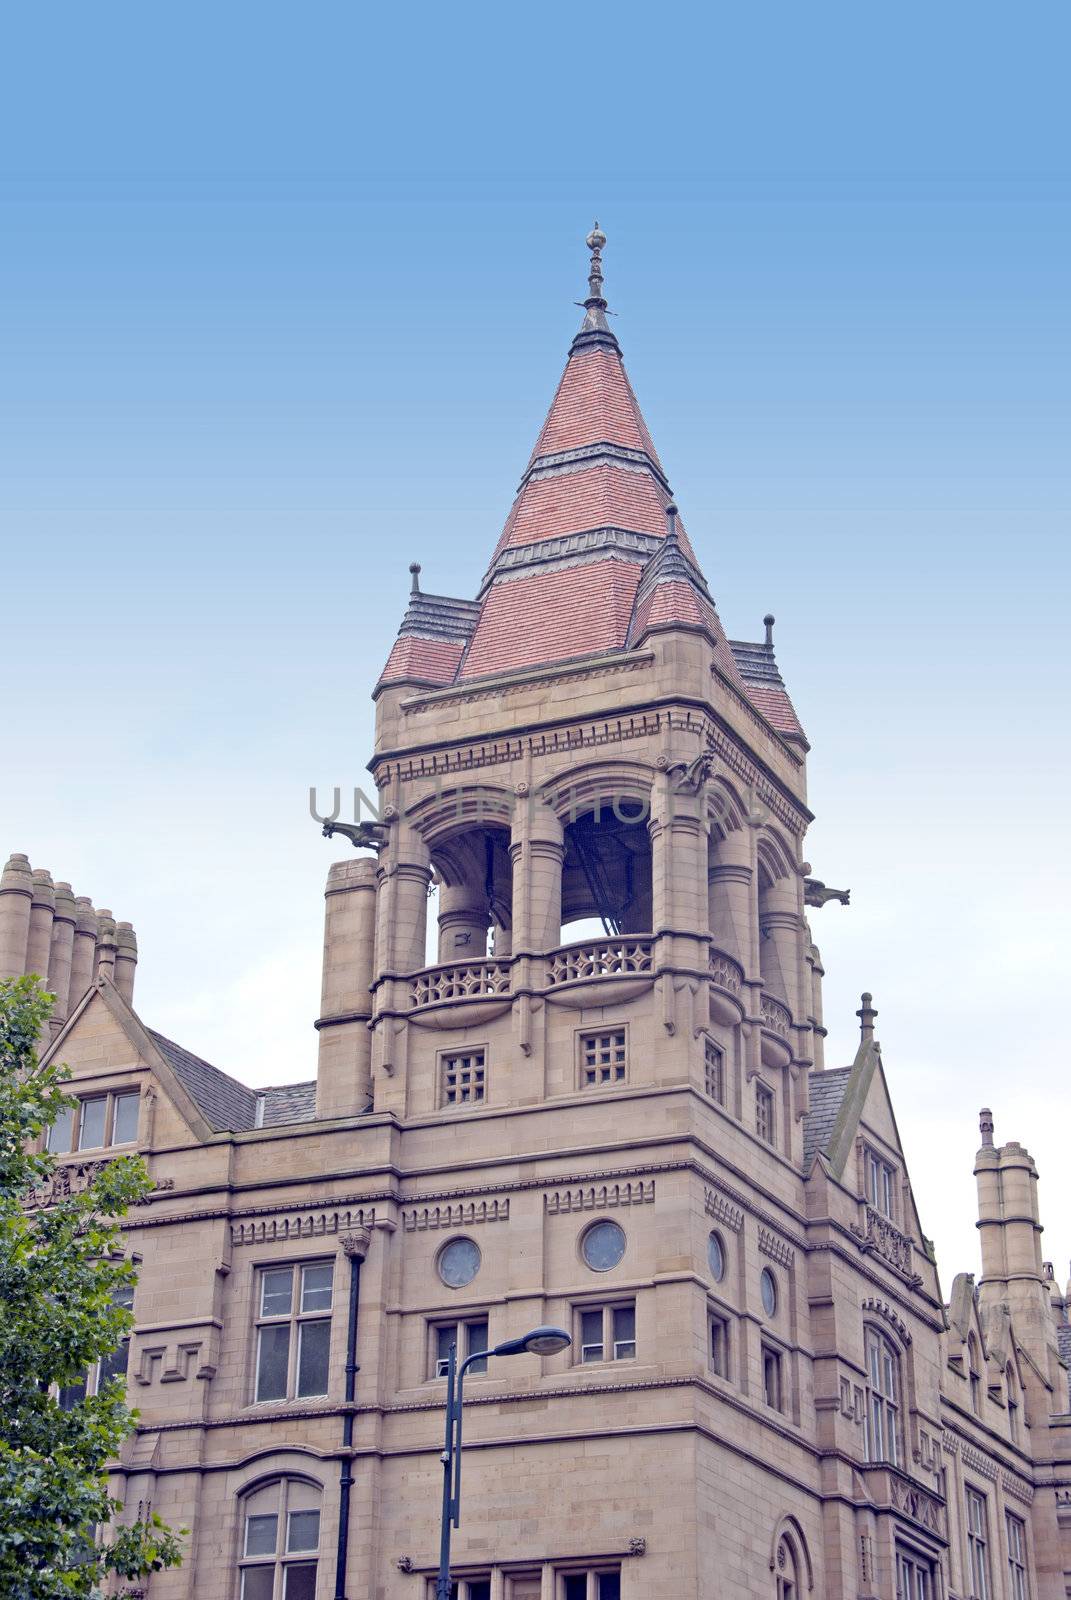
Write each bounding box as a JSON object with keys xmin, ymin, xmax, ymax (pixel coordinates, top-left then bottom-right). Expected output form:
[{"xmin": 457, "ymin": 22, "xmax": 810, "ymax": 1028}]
[
  {"xmin": 260, "ymin": 1082, "xmax": 318, "ymax": 1127},
  {"xmin": 149, "ymin": 1030, "xmax": 257, "ymax": 1133},
  {"xmin": 729, "ymin": 636, "xmax": 806, "ymax": 741},
  {"xmin": 803, "ymin": 1066, "xmax": 853, "ymax": 1170},
  {"xmin": 149, "ymin": 1030, "xmax": 319, "ymax": 1133}
]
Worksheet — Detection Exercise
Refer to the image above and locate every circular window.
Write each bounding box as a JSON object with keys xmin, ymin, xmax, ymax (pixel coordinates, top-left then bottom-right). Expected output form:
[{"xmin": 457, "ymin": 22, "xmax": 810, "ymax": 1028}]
[
  {"xmin": 580, "ymin": 1219, "xmax": 626, "ymax": 1272},
  {"xmin": 707, "ymin": 1231, "xmax": 725, "ymax": 1282},
  {"xmin": 437, "ymin": 1237, "xmax": 481, "ymax": 1289},
  {"xmin": 760, "ymin": 1267, "xmax": 778, "ymax": 1317}
]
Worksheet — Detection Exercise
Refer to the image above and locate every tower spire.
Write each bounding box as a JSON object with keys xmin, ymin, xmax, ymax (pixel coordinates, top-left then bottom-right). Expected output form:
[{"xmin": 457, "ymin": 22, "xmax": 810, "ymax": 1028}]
[{"xmin": 572, "ymin": 222, "xmax": 619, "ymax": 353}]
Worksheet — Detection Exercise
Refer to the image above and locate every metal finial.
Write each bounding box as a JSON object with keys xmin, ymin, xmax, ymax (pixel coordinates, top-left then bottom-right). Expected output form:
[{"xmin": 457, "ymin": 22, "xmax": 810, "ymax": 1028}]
[
  {"xmin": 764, "ymin": 614, "xmax": 775, "ymax": 649},
  {"xmin": 409, "ymin": 562, "xmax": 422, "ymax": 594},
  {"xmin": 665, "ymin": 503, "xmax": 679, "ymax": 541},
  {"xmin": 586, "ymin": 219, "xmax": 607, "ymax": 252},
  {"xmin": 979, "ymin": 1108, "xmax": 995, "ymax": 1149},
  {"xmin": 575, "ymin": 221, "xmax": 611, "ymax": 338},
  {"xmin": 857, "ymin": 991, "xmax": 877, "ymax": 1042}
]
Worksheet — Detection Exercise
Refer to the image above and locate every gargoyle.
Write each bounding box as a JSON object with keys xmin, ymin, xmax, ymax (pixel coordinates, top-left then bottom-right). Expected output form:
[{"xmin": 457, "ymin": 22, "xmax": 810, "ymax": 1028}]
[
  {"xmin": 804, "ymin": 878, "xmax": 850, "ymax": 908},
  {"xmin": 321, "ymin": 819, "xmax": 389, "ymax": 853},
  {"xmin": 669, "ymin": 750, "xmax": 715, "ymax": 795}
]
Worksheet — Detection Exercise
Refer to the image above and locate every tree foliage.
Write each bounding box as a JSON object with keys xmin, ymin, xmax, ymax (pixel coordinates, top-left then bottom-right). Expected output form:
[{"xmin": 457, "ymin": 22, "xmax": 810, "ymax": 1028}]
[{"xmin": 0, "ymin": 975, "xmax": 184, "ymax": 1598}]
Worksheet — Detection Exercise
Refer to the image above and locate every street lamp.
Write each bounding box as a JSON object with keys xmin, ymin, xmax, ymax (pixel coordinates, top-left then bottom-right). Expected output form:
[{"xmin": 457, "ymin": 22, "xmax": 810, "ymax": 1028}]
[{"xmin": 436, "ymin": 1325, "xmax": 571, "ymax": 1600}]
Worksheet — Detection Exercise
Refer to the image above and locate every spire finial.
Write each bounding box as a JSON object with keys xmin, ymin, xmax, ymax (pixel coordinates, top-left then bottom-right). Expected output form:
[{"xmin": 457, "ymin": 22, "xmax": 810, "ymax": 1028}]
[
  {"xmin": 979, "ymin": 1107, "xmax": 995, "ymax": 1149},
  {"xmin": 409, "ymin": 562, "xmax": 421, "ymax": 595},
  {"xmin": 764, "ymin": 614, "xmax": 775, "ymax": 649},
  {"xmin": 665, "ymin": 502, "xmax": 679, "ymax": 542},
  {"xmin": 857, "ymin": 991, "xmax": 877, "ymax": 1043},
  {"xmin": 572, "ymin": 221, "xmax": 616, "ymax": 348}
]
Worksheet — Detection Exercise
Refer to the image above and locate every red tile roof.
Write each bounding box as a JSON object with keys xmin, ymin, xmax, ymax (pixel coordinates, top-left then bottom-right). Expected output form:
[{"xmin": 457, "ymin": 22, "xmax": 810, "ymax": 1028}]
[
  {"xmin": 459, "ymin": 559, "xmax": 642, "ymax": 680},
  {"xmin": 741, "ymin": 681, "xmax": 805, "ymax": 737},
  {"xmin": 528, "ymin": 346, "xmax": 663, "ymax": 467},
  {"xmin": 378, "ymin": 635, "xmax": 465, "ymax": 688},
  {"xmin": 492, "ymin": 461, "xmax": 677, "ymax": 558}
]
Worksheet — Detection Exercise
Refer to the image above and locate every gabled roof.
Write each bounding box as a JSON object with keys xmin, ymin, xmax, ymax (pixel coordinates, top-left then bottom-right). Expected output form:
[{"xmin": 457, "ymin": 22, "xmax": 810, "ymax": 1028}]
[
  {"xmin": 729, "ymin": 622, "xmax": 806, "ymax": 742},
  {"xmin": 149, "ymin": 1029, "xmax": 257, "ymax": 1133}
]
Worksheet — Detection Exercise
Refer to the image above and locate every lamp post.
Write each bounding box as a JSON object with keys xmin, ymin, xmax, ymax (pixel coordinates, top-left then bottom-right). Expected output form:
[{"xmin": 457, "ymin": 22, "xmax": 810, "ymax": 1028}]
[{"xmin": 435, "ymin": 1325, "xmax": 571, "ymax": 1600}]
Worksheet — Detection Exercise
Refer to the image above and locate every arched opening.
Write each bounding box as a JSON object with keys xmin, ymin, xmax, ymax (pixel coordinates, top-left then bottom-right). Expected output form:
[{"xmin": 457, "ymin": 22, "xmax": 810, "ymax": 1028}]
[
  {"xmin": 769, "ymin": 1517, "xmax": 814, "ymax": 1597},
  {"xmin": 428, "ymin": 825, "xmax": 513, "ymax": 964},
  {"xmin": 967, "ymin": 1333, "xmax": 982, "ymax": 1415},
  {"xmin": 1005, "ymin": 1361, "xmax": 1021, "ymax": 1443},
  {"xmin": 559, "ymin": 799, "xmax": 652, "ymax": 942},
  {"xmin": 864, "ymin": 1324, "xmax": 902, "ymax": 1466},
  {"xmin": 238, "ymin": 1475, "xmax": 323, "ymax": 1600}
]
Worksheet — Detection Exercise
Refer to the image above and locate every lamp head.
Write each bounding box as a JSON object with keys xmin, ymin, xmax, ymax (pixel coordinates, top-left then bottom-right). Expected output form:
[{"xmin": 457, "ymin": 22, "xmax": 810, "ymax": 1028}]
[{"xmin": 490, "ymin": 1325, "xmax": 571, "ymax": 1359}]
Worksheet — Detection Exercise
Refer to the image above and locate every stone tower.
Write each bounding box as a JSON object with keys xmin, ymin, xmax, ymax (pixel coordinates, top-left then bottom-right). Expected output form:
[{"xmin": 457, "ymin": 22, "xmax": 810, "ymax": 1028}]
[{"xmin": 24, "ymin": 230, "xmax": 1070, "ymax": 1600}]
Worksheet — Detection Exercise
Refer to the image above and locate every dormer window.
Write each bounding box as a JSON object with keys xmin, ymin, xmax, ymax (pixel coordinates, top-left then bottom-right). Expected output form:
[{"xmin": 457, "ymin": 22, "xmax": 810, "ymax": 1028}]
[
  {"xmin": 865, "ymin": 1148, "xmax": 896, "ymax": 1219},
  {"xmin": 47, "ymin": 1089, "xmax": 140, "ymax": 1154}
]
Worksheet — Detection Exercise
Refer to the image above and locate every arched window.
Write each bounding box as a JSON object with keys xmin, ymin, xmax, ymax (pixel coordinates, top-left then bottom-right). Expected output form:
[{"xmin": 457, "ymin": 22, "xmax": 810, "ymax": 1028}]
[
  {"xmin": 967, "ymin": 1334, "xmax": 982, "ymax": 1415},
  {"xmin": 1005, "ymin": 1363, "xmax": 1020, "ymax": 1443},
  {"xmin": 863, "ymin": 1326, "xmax": 901, "ymax": 1466},
  {"xmin": 775, "ymin": 1535, "xmax": 803, "ymax": 1600},
  {"xmin": 238, "ymin": 1477, "xmax": 322, "ymax": 1600}
]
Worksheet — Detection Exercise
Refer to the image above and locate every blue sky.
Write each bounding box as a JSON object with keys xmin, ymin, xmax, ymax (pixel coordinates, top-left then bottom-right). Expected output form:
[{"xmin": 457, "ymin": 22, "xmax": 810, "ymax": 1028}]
[{"xmin": 2, "ymin": 4, "xmax": 1068, "ymax": 1284}]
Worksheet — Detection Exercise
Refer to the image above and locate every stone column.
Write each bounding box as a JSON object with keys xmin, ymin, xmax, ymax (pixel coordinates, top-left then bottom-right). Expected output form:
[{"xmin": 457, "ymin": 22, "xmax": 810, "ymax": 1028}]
[
  {"xmin": 94, "ymin": 911, "xmax": 118, "ymax": 981},
  {"xmin": 707, "ymin": 828, "xmax": 753, "ymax": 972},
  {"xmin": 115, "ymin": 922, "xmax": 138, "ymax": 1004},
  {"xmin": 509, "ymin": 796, "xmax": 563, "ymax": 955},
  {"xmin": 316, "ymin": 858, "xmax": 378, "ymax": 1119},
  {"xmin": 69, "ymin": 898, "xmax": 98, "ymax": 1008},
  {"xmin": 437, "ymin": 881, "xmax": 490, "ymax": 963},
  {"xmin": 378, "ymin": 822, "xmax": 432, "ymax": 977},
  {"xmin": 806, "ymin": 936, "xmax": 826, "ymax": 1070},
  {"xmin": 0, "ymin": 852, "xmax": 33, "ymax": 980},
  {"xmin": 47, "ymin": 882, "xmax": 77, "ymax": 1034},
  {"xmin": 650, "ymin": 777, "xmax": 708, "ymax": 937},
  {"xmin": 758, "ymin": 875, "xmax": 801, "ymax": 1015},
  {"xmin": 25, "ymin": 869, "xmax": 56, "ymax": 983}
]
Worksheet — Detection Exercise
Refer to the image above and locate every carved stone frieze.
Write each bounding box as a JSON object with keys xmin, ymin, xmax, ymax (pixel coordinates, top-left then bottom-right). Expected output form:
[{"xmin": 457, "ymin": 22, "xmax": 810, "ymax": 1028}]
[
  {"xmin": 704, "ymin": 1187, "xmax": 744, "ymax": 1233},
  {"xmin": 545, "ymin": 1180, "xmax": 654, "ymax": 1214},
  {"xmin": 402, "ymin": 1199, "xmax": 510, "ymax": 1231},
  {"xmin": 758, "ymin": 1225, "xmax": 795, "ymax": 1269},
  {"xmin": 230, "ymin": 1206, "xmax": 376, "ymax": 1247}
]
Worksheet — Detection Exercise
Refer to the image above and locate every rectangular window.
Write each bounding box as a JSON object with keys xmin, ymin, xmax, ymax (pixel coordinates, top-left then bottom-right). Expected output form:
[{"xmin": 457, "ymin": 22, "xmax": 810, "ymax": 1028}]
[
  {"xmin": 431, "ymin": 1582, "xmax": 493, "ymax": 1600},
  {"xmin": 433, "ymin": 1319, "xmax": 489, "ymax": 1379},
  {"xmin": 966, "ymin": 1487, "xmax": 991, "ymax": 1600},
  {"xmin": 577, "ymin": 1303, "xmax": 635, "ymax": 1364},
  {"xmin": 896, "ymin": 1548, "xmax": 935, "ymax": 1600},
  {"xmin": 254, "ymin": 1261, "xmax": 333, "ymax": 1403},
  {"xmin": 579, "ymin": 1028, "xmax": 626, "ymax": 1088},
  {"xmin": 704, "ymin": 1037, "xmax": 725, "ymax": 1103},
  {"xmin": 762, "ymin": 1342, "xmax": 784, "ymax": 1411},
  {"xmin": 47, "ymin": 1090, "xmax": 140, "ymax": 1153},
  {"xmin": 709, "ymin": 1312, "xmax": 729, "ymax": 1378},
  {"xmin": 1006, "ymin": 1512, "xmax": 1029, "ymax": 1600},
  {"xmin": 440, "ymin": 1049, "xmax": 486, "ymax": 1107},
  {"xmin": 866, "ymin": 1149, "xmax": 896, "ymax": 1217},
  {"xmin": 59, "ymin": 1283, "xmax": 134, "ymax": 1407},
  {"xmin": 561, "ymin": 1573, "xmax": 621, "ymax": 1600},
  {"xmin": 756, "ymin": 1083, "xmax": 774, "ymax": 1144}
]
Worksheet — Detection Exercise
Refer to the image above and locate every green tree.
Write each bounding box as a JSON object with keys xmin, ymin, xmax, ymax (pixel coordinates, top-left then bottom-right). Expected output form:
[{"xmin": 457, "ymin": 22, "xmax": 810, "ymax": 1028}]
[{"xmin": 0, "ymin": 974, "xmax": 184, "ymax": 1599}]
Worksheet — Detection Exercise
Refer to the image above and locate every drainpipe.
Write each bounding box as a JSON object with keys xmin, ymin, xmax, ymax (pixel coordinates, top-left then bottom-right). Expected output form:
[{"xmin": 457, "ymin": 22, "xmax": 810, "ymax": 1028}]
[{"xmin": 334, "ymin": 1229, "xmax": 370, "ymax": 1600}]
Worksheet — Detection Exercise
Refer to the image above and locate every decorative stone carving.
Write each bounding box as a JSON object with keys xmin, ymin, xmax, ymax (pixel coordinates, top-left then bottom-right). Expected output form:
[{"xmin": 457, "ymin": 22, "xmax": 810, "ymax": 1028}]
[
  {"xmin": 887, "ymin": 1472, "xmax": 945, "ymax": 1537},
  {"xmin": 230, "ymin": 1205, "xmax": 375, "ymax": 1247},
  {"xmin": 627, "ymin": 1537, "xmax": 647, "ymax": 1557},
  {"xmin": 403, "ymin": 1199, "xmax": 509, "ymax": 1231},
  {"xmin": 758, "ymin": 1225, "xmax": 795, "ymax": 1269},
  {"xmin": 708, "ymin": 948, "xmax": 744, "ymax": 996},
  {"xmin": 855, "ymin": 1208, "xmax": 917, "ymax": 1280},
  {"xmin": 545, "ymin": 1181, "xmax": 653, "ymax": 1214},
  {"xmin": 861, "ymin": 1297, "xmax": 912, "ymax": 1346},
  {"xmin": 704, "ymin": 1187, "xmax": 744, "ymax": 1233}
]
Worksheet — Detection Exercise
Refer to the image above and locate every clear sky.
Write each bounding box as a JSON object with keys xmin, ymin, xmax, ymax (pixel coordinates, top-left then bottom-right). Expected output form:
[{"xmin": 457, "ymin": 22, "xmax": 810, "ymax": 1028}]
[{"xmin": 2, "ymin": 5, "xmax": 1068, "ymax": 1290}]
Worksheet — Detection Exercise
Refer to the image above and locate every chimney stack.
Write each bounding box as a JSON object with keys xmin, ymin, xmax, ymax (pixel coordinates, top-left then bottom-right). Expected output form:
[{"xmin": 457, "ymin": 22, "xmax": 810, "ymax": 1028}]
[
  {"xmin": 115, "ymin": 922, "xmax": 138, "ymax": 1003},
  {"xmin": 0, "ymin": 853, "xmax": 33, "ymax": 980},
  {"xmin": 47, "ymin": 882, "xmax": 77, "ymax": 1035},
  {"xmin": 69, "ymin": 897, "xmax": 98, "ymax": 1008}
]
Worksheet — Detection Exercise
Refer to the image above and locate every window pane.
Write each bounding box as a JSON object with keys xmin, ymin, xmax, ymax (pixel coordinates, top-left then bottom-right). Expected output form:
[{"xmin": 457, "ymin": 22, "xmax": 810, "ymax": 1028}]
[
  {"xmin": 599, "ymin": 1577, "xmax": 621, "ymax": 1600},
  {"xmin": 564, "ymin": 1578, "xmax": 586, "ymax": 1600},
  {"xmin": 240, "ymin": 1568, "xmax": 275, "ymax": 1600},
  {"xmin": 111, "ymin": 1092, "xmax": 139, "ymax": 1144},
  {"xmin": 469, "ymin": 1584, "xmax": 492, "ymax": 1600},
  {"xmin": 437, "ymin": 1324, "xmax": 457, "ymax": 1377},
  {"xmin": 58, "ymin": 1375, "xmax": 88, "ymax": 1411},
  {"xmin": 47, "ymin": 1104, "xmax": 75, "ymax": 1153},
  {"xmin": 300, "ymin": 1262, "xmax": 333, "ymax": 1313},
  {"xmin": 580, "ymin": 1220, "xmax": 626, "ymax": 1272},
  {"xmin": 256, "ymin": 1323, "xmax": 291, "ymax": 1401},
  {"xmin": 287, "ymin": 1508, "xmax": 320, "ymax": 1553},
  {"xmin": 261, "ymin": 1268, "xmax": 294, "ymax": 1318},
  {"xmin": 613, "ymin": 1305, "xmax": 635, "ymax": 1357},
  {"xmin": 580, "ymin": 1309, "xmax": 604, "ymax": 1361},
  {"xmin": 98, "ymin": 1339, "xmax": 130, "ymax": 1392},
  {"xmin": 297, "ymin": 1319, "xmax": 331, "ymax": 1397},
  {"xmin": 283, "ymin": 1562, "xmax": 318, "ymax": 1600},
  {"xmin": 244, "ymin": 1513, "xmax": 279, "ymax": 1557},
  {"xmin": 468, "ymin": 1319, "xmax": 489, "ymax": 1376},
  {"xmin": 78, "ymin": 1098, "xmax": 107, "ymax": 1149}
]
